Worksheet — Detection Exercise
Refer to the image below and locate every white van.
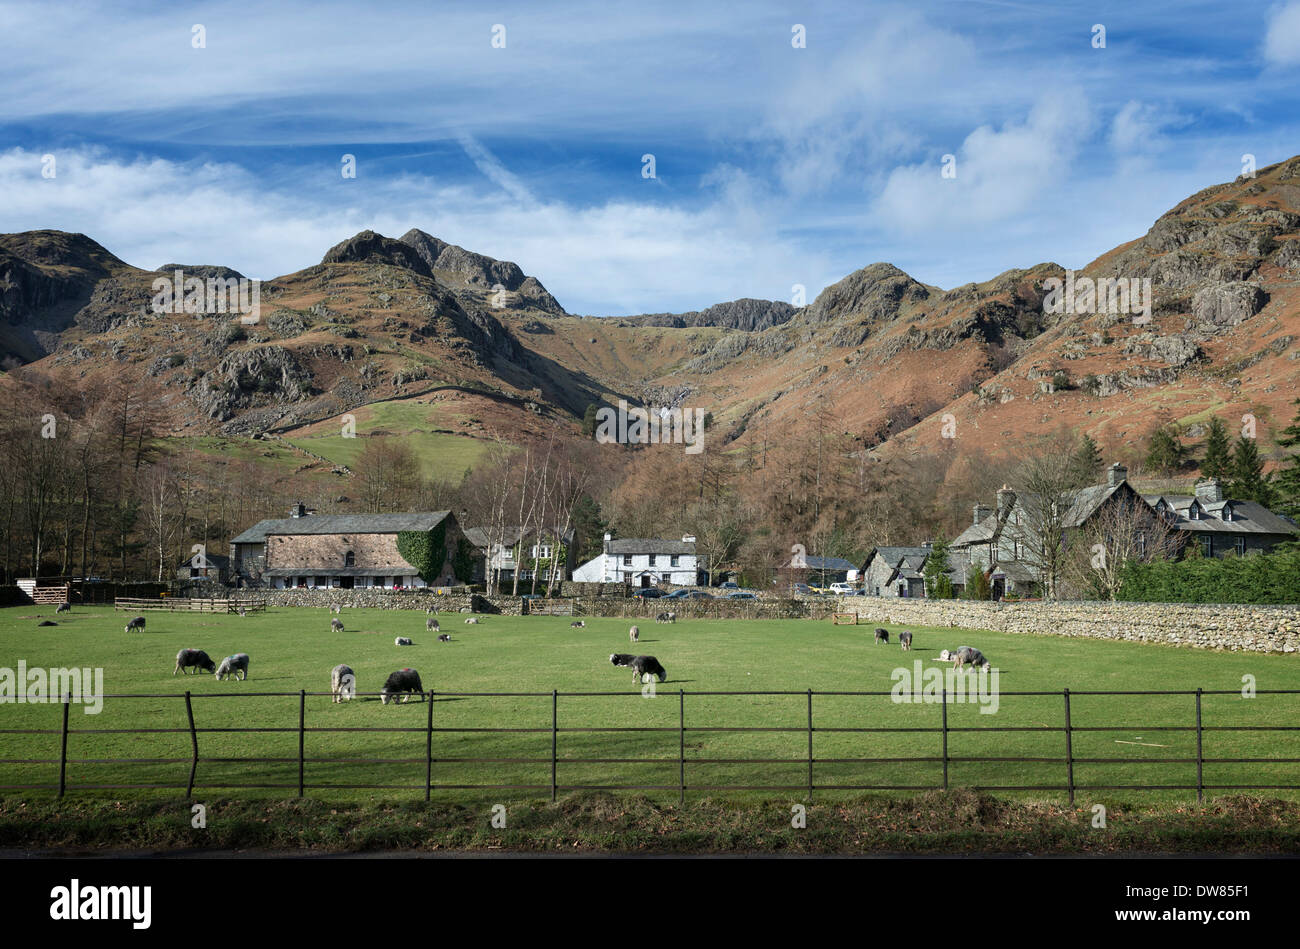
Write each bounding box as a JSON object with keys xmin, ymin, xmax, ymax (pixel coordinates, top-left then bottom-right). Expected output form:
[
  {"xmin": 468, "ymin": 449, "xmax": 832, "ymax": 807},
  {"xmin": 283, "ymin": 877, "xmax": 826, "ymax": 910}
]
[{"xmin": 829, "ymin": 582, "xmax": 857, "ymax": 595}]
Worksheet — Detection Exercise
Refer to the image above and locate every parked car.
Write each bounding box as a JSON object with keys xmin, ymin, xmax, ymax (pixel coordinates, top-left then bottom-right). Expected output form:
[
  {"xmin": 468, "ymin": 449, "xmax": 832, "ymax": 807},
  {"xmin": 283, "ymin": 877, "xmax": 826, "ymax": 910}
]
[
  {"xmin": 786, "ymin": 582, "xmax": 815, "ymax": 596},
  {"xmin": 829, "ymin": 582, "xmax": 858, "ymax": 595},
  {"xmin": 725, "ymin": 591, "xmax": 757, "ymax": 600},
  {"xmin": 718, "ymin": 581, "xmax": 740, "ymax": 591},
  {"xmin": 520, "ymin": 593, "xmax": 545, "ymax": 601},
  {"xmin": 682, "ymin": 590, "xmax": 714, "ymax": 599},
  {"xmin": 633, "ymin": 588, "xmax": 665, "ymax": 599},
  {"xmin": 663, "ymin": 589, "xmax": 693, "ymax": 599}
]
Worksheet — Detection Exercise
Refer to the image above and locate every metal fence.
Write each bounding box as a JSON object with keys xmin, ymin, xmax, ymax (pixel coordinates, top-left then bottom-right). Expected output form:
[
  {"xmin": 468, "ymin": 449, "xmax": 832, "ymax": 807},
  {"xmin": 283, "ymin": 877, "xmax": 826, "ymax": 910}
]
[{"xmin": 3, "ymin": 688, "xmax": 1299, "ymax": 803}]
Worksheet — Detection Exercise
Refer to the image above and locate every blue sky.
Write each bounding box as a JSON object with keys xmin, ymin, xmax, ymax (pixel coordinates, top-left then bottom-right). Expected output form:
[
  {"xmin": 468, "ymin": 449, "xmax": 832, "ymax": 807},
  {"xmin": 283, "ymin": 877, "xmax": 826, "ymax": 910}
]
[{"xmin": 2, "ymin": 0, "xmax": 1299, "ymax": 314}]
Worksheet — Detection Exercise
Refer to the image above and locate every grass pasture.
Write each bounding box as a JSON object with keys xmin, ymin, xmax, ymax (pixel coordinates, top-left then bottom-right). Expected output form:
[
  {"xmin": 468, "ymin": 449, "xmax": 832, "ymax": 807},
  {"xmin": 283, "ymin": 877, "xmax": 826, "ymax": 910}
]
[{"xmin": 1, "ymin": 606, "xmax": 1299, "ymax": 808}]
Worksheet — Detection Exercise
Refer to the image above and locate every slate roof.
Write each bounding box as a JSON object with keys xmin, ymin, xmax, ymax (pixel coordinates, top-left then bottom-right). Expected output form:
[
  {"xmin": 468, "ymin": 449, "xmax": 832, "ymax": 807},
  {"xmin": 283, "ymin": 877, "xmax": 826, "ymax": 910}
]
[
  {"xmin": 606, "ymin": 537, "xmax": 696, "ymax": 555},
  {"xmin": 951, "ymin": 513, "xmax": 1000, "ymax": 547},
  {"xmin": 462, "ymin": 526, "xmax": 576, "ymax": 549},
  {"xmin": 231, "ymin": 512, "xmax": 451, "ymax": 543},
  {"xmin": 1144, "ymin": 496, "xmax": 1298, "ymax": 536},
  {"xmin": 264, "ymin": 567, "xmax": 420, "ymax": 577}
]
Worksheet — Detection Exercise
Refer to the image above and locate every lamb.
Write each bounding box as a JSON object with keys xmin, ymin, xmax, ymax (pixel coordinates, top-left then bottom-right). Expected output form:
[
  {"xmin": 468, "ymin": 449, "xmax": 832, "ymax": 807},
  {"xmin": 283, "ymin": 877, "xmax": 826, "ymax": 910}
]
[
  {"xmin": 629, "ymin": 625, "xmax": 639, "ymax": 642},
  {"xmin": 395, "ymin": 636, "xmax": 413, "ymax": 646},
  {"xmin": 873, "ymin": 627, "xmax": 889, "ymax": 644},
  {"xmin": 654, "ymin": 611, "xmax": 676, "ymax": 624},
  {"xmin": 55, "ymin": 602, "xmax": 70, "ymax": 614},
  {"xmin": 237, "ymin": 607, "xmax": 247, "ymax": 617},
  {"xmin": 380, "ymin": 668, "xmax": 425, "ymax": 704},
  {"xmin": 331, "ymin": 605, "xmax": 341, "ymax": 615},
  {"xmin": 331, "ymin": 664, "xmax": 355, "ymax": 703},
  {"xmin": 425, "ymin": 605, "xmax": 438, "ymax": 615},
  {"xmin": 437, "ymin": 633, "xmax": 451, "ymax": 643},
  {"xmin": 174, "ymin": 648, "xmax": 216, "ymax": 675},
  {"xmin": 331, "ymin": 618, "xmax": 344, "ymax": 632},
  {"xmin": 899, "ymin": 630, "xmax": 913, "ymax": 651},
  {"xmin": 952, "ymin": 646, "xmax": 991, "ymax": 671},
  {"xmin": 426, "ymin": 617, "xmax": 440, "ymax": 632},
  {"xmin": 214, "ymin": 653, "xmax": 250, "ymax": 681},
  {"xmin": 569, "ymin": 620, "xmax": 586, "ymax": 628},
  {"xmin": 465, "ymin": 617, "xmax": 480, "ymax": 625},
  {"xmin": 629, "ymin": 655, "xmax": 667, "ymax": 684},
  {"xmin": 124, "ymin": 616, "xmax": 146, "ymax": 633}
]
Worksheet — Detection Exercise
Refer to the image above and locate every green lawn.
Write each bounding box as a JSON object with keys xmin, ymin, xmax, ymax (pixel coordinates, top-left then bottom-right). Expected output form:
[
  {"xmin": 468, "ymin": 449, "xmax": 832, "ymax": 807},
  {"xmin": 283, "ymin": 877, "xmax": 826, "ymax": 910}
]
[{"xmin": 1, "ymin": 606, "xmax": 1298, "ymax": 806}]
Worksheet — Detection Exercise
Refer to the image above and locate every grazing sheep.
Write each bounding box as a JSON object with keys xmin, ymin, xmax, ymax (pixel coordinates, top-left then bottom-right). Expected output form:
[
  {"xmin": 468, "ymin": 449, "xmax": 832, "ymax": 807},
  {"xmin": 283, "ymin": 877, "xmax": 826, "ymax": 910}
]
[
  {"xmin": 873, "ymin": 627, "xmax": 889, "ymax": 644},
  {"xmin": 380, "ymin": 668, "xmax": 425, "ymax": 704},
  {"xmin": 899, "ymin": 631, "xmax": 913, "ymax": 651},
  {"xmin": 331, "ymin": 664, "xmax": 355, "ymax": 703},
  {"xmin": 174, "ymin": 648, "xmax": 216, "ymax": 675},
  {"xmin": 437, "ymin": 633, "xmax": 451, "ymax": 643},
  {"xmin": 124, "ymin": 615, "xmax": 146, "ymax": 633},
  {"xmin": 330, "ymin": 618, "xmax": 344, "ymax": 632},
  {"xmin": 629, "ymin": 625, "xmax": 639, "ymax": 643},
  {"xmin": 425, "ymin": 605, "xmax": 438, "ymax": 616},
  {"xmin": 55, "ymin": 602, "xmax": 70, "ymax": 614},
  {"xmin": 952, "ymin": 646, "xmax": 990, "ymax": 671},
  {"xmin": 37, "ymin": 620, "xmax": 57, "ymax": 627},
  {"xmin": 331, "ymin": 605, "xmax": 341, "ymax": 615},
  {"xmin": 938, "ymin": 649, "xmax": 952, "ymax": 662},
  {"xmin": 465, "ymin": 617, "xmax": 480, "ymax": 625},
  {"xmin": 629, "ymin": 655, "xmax": 667, "ymax": 683},
  {"xmin": 665, "ymin": 611, "xmax": 677, "ymax": 623},
  {"xmin": 426, "ymin": 617, "xmax": 440, "ymax": 632},
  {"xmin": 395, "ymin": 636, "xmax": 413, "ymax": 646},
  {"xmin": 237, "ymin": 607, "xmax": 247, "ymax": 617},
  {"xmin": 569, "ymin": 620, "xmax": 586, "ymax": 628},
  {"xmin": 214, "ymin": 653, "xmax": 250, "ymax": 681},
  {"xmin": 609, "ymin": 653, "xmax": 635, "ymax": 668}
]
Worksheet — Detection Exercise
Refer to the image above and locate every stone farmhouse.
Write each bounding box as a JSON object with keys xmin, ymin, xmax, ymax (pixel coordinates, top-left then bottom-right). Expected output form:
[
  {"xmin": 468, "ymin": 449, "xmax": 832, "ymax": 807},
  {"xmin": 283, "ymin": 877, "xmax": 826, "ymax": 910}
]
[
  {"xmin": 1143, "ymin": 480, "xmax": 1297, "ymax": 557},
  {"xmin": 860, "ymin": 546, "xmax": 933, "ymax": 597},
  {"xmin": 572, "ymin": 533, "xmax": 704, "ymax": 587},
  {"xmin": 229, "ymin": 503, "xmax": 463, "ymax": 589},
  {"xmin": 461, "ymin": 526, "xmax": 577, "ymax": 585}
]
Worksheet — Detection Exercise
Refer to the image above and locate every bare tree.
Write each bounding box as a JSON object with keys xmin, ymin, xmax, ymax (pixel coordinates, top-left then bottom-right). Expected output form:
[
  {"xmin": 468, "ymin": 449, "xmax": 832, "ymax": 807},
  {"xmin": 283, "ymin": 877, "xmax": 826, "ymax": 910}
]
[{"xmin": 1061, "ymin": 493, "xmax": 1183, "ymax": 599}]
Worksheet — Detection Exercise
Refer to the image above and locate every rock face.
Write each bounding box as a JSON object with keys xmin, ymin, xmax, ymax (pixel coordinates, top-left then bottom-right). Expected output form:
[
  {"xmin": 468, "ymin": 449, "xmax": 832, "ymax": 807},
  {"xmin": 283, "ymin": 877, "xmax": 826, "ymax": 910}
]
[
  {"xmin": 188, "ymin": 346, "xmax": 311, "ymax": 420},
  {"xmin": 806, "ymin": 262, "xmax": 931, "ymax": 326},
  {"xmin": 1191, "ymin": 282, "xmax": 1268, "ymax": 330},
  {"xmin": 399, "ymin": 229, "xmax": 564, "ymax": 313},
  {"xmin": 622, "ymin": 298, "xmax": 800, "ymax": 331},
  {"xmin": 321, "ymin": 230, "xmax": 433, "ymax": 277}
]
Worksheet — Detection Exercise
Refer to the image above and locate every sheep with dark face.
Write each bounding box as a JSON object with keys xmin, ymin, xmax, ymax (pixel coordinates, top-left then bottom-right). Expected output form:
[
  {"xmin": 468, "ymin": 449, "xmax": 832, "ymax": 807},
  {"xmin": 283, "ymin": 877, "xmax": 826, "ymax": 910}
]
[
  {"xmin": 331, "ymin": 618, "xmax": 344, "ymax": 632},
  {"xmin": 124, "ymin": 616, "xmax": 146, "ymax": 633},
  {"xmin": 952, "ymin": 645, "xmax": 991, "ymax": 671},
  {"xmin": 380, "ymin": 668, "xmax": 425, "ymax": 704},
  {"xmin": 331, "ymin": 664, "xmax": 355, "ymax": 703},
  {"xmin": 609, "ymin": 653, "xmax": 635, "ymax": 668},
  {"xmin": 873, "ymin": 627, "xmax": 889, "ymax": 644},
  {"xmin": 174, "ymin": 648, "xmax": 216, "ymax": 675},
  {"xmin": 425, "ymin": 605, "xmax": 438, "ymax": 616},
  {"xmin": 899, "ymin": 631, "xmax": 913, "ymax": 651},
  {"xmin": 465, "ymin": 617, "xmax": 480, "ymax": 625},
  {"xmin": 426, "ymin": 617, "xmax": 440, "ymax": 632},
  {"xmin": 55, "ymin": 602, "xmax": 70, "ymax": 614},
  {"xmin": 569, "ymin": 620, "xmax": 585, "ymax": 628},
  {"xmin": 395, "ymin": 636, "xmax": 413, "ymax": 646},
  {"xmin": 437, "ymin": 633, "xmax": 451, "ymax": 642},
  {"xmin": 214, "ymin": 653, "xmax": 250, "ymax": 680},
  {"xmin": 629, "ymin": 655, "xmax": 667, "ymax": 683}
]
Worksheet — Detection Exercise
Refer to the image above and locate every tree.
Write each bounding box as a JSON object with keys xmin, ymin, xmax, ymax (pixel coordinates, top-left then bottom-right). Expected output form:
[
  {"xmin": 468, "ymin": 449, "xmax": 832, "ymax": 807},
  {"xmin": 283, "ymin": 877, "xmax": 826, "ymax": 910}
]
[
  {"xmin": 1069, "ymin": 435, "xmax": 1104, "ymax": 487},
  {"xmin": 1061, "ymin": 491, "xmax": 1182, "ymax": 600},
  {"xmin": 1145, "ymin": 425, "xmax": 1188, "ymax": 476},
  {"xmin": 1199, "ymin": 416, "xmax": 1232, "ymax": 482},
  {"xmin": 1012, "ymin": 438, "xmax": 1085, "ymax": 599},
  {"xmin": 1228, "ymin": 435, "xmax": 1273, "ymax": 505},
  {"xmin": 581, "ymin": 403, "xmax": 599, "ymax": 439},
  {"xmin": 964, "ymin": 564, "xmax": 991, "ymax": 600},
  {"xmin": 1273, "ymin": 399, "xmax": 1300, "ymax": 519},
  {"xmin": 922, "ymin": 535, "xmax": 954, "ymax": 598}
]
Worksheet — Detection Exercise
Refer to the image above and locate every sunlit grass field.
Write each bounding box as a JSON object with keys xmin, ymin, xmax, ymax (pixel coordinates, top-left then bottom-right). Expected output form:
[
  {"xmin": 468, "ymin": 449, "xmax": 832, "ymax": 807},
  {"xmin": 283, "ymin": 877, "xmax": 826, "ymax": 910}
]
[{"xmin": 1, "ymin": 605, "xmax": 1298, "ymax": 805}]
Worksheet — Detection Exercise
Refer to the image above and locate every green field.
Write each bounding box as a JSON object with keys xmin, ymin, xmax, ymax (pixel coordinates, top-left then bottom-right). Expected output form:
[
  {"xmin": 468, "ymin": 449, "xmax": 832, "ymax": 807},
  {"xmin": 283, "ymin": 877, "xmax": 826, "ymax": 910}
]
[{"xmin": 1, "ymin": 606, "xmax": 1299, "ymax": 807}]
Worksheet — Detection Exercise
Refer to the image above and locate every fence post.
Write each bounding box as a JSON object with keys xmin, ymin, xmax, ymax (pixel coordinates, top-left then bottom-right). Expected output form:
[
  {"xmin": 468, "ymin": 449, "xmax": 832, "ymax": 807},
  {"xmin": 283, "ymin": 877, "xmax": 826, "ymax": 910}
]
[
  {"xmin": 58, "ymin": 691, "xmax": 70, "ymax": 798},
  {"xmin": 940, "ymin": 688, "xmax": 949, "ymax": 791},
  {"xmin": 551, "ymin": 690, "xmax": 558, "ymax": 803},
  {"xmin": 678, "ymin": 690, "xmax": 685, "ymax": 806},
  {"xmin": 298, "ymin": 689, "xmax": 306, "ymax": 798},
  {"xmin": 1195, "ymin": 688, "xmax": 1204, "ymax": 804},
  {"xmin": 425, "ymin": 689, "xmax": 434, "ymax": 802},
  {"xmin": 184, "ymin": 691, "xmax": 199, "ymax": 798},
  {"xmin": 806, "ymin": 689, "xmax": 814, "ymax": 800},
  {"xmin": 1063, "ymin": 689, "xmax": 1074, "ymax": 806}
]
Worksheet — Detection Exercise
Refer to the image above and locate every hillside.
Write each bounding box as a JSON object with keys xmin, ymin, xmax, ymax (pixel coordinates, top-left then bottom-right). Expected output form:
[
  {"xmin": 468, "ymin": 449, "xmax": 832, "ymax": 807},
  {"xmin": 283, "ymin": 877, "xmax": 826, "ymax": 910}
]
[{"xmin": 3, "ymin": 157, "xmax": 1300, "ymax": 496}]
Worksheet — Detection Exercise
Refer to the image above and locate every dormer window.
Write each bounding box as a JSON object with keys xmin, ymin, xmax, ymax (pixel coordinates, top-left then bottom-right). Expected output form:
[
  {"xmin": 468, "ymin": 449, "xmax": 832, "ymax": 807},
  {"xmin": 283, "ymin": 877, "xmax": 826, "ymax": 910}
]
[
  {"xmin": 1189, "ymin": 503, "xmax": 1200, "ymax": 520},
  {"xmin": 1222, "ymin": 504, "xmax": 1233, "ymax": 521}
]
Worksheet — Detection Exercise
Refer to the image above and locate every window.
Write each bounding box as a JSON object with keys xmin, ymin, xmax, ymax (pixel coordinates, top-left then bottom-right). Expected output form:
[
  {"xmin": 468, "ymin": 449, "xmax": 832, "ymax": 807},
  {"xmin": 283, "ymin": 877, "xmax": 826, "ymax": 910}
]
[
  {"xmin": 1189, "ymin": 504, "xmax": 1200, "ymax": 520},
  {"xmin": 344, "ymin": 551, "xmax": 355, "ymax": 567},
  {"xmin": 623, "ymin": 554, "xmax": 633, "ymax": 566},
  {"xmin": 532, "ymin": 545, "xmax": 552, "ymax": 560},
  {"xmin": 1222, "ymin": 505, "xmax": 1233, "ymax": 521},
  {"xmin": 1235, "ymin": 537, "xmax": 1246, "ymax": 556},
  {"xmin": 1200, "ymin": 536, "xmax": 1212, "ymax": 556},
  {"xmin": 648, "ymin": 554, "xmax": 657, "ymax": 566},
  {"xmin": 1136, "ymin": 532, "xmax": 1146, "ymax": 558},
  {"xmin": 671, "ymin": 555, "xmax": 680, "ymax": 567}
]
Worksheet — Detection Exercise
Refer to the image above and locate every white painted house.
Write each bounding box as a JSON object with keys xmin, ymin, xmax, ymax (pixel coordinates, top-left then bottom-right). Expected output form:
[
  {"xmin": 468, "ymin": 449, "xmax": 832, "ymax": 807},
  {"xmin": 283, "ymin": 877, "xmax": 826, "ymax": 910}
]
[{"xmin": 571, "ymin": 533, "xmax": 703, "ymax": 587}]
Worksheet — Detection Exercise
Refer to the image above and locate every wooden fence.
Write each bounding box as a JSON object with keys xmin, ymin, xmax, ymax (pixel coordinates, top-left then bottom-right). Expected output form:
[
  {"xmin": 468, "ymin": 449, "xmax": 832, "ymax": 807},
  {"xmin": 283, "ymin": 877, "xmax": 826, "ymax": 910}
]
[{"xmin": 113, "ymin": 596, "xmax": 267, "ymax": 614}]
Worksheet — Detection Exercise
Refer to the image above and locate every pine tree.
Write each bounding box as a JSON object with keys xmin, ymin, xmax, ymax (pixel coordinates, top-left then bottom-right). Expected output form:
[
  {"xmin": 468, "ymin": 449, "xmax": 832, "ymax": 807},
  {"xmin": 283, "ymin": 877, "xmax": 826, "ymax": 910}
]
[
  {"xmin": 923, "ymin": 536, "xmax": 954, "ymax": 599},
  {"xmin": 1145, "ymin": 426, "xmax": 1187, "ymax": 476},
  {"xmin": 1229, "ymin": 435, "xmax": 1272, "ymax": 505},
  {"xmin": 581, "ymin": 403, "xmax": 600, "ymax": 439},
  {"xmin": 1274, "ymin": 398, "xmax": 1300, "ymax": 519},
  {"xmin": 1071, "ymin": 434, "xmax": 1104, "ymax": 486},
  {"xmin": 1199, "ymin": 416, "xmax": 1232, "ymax": 482}
]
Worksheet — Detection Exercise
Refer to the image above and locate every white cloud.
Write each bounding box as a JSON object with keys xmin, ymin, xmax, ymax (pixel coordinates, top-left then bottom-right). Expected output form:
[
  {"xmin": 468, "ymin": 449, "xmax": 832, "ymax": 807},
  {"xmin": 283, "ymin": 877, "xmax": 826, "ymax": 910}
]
[
  {"xmin": 1264, "ymin": 2, "xmax": 1300, "ymax": 65},
  {"xmin": 873, "ymin": 91, "xmax": 1093, "ymax": 234}
]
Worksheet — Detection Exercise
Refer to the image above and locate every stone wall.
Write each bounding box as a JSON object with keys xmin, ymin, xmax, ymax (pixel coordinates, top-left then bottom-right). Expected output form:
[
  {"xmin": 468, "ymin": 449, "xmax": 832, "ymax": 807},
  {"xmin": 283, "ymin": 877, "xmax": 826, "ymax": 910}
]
[
  {"xmin": 261, "ymin": 589, "xmax": 483, "ymax": 613},
  {"xmin": 842, "ymin": 597, "xmax": 1300, "ymax": 654}
]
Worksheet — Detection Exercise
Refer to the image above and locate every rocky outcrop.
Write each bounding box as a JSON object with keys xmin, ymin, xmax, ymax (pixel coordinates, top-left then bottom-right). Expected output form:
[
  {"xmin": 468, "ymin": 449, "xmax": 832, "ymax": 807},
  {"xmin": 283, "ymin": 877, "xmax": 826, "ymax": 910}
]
[
  {"xmin": 622, "ymin": 297, "xmax": 800, "ymax": 331},
  {"xmin": 806, "ymin": 262, "xmax": 931, "ymax": 326},
  {"xmin": 1190, "ymin": 282, "xmax": 1268, "ymax": 331},
  {"xmin": 400, "ymin": 229, "xmax": 564, "ymax": 313},
  {"xmin": 188, "ymin": 345, "xmax": 312, "ymax": 420},
  {"xmin": 321, "ymin": 230, "xmax": 433, "ymax": 277}
]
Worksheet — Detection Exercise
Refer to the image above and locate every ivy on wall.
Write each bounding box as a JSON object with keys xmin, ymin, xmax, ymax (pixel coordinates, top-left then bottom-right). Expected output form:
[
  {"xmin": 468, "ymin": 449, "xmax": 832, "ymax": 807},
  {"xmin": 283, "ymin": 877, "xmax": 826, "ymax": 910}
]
[
  {"xmin": 396, "ymin": 522, "xmax": 447, "ymax": 584},
  {"xmin": 452, "ymin": 537, "xmax": 475, "ymax": 584}
]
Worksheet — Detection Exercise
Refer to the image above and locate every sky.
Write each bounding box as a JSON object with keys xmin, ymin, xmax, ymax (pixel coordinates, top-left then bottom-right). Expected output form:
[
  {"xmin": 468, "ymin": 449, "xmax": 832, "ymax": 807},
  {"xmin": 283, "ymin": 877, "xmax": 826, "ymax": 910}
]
[{"xmin": 2, "ymin": 0, "xmax": 1299, "ymax": 315}]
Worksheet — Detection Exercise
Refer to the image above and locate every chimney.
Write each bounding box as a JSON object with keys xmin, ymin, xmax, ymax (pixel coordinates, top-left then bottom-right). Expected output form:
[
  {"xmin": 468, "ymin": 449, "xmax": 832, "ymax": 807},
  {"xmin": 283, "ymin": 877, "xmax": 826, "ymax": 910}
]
[
  {"xmin": 1194, "ymin": 479, "xmax": 1224, "ymax": 503},
  {"xmin": 682, "ymin": 534, "xmax": 697, "ymax": 544},
  {"xmin": 973, "ymin": 503, "xmax": 993, "ymax": 525},
  {"xmin": 996, "ymin": 485, "xmax": 1016, "ymax": 518},
  {"xmin": 290, "ymin": 501, "xmax": 307, "ymax": 518},
  {"xmin": 1107, "ymin": 462, "xmax": 1127, "ymax": 487}
]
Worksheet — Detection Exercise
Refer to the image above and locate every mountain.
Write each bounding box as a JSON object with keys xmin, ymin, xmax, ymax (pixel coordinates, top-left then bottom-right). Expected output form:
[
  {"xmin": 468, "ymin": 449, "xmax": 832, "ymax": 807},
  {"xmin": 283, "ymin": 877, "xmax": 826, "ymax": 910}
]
[{"xmin": 2, "ymin": 156, "xmax": 1299, "ymax": 491}]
